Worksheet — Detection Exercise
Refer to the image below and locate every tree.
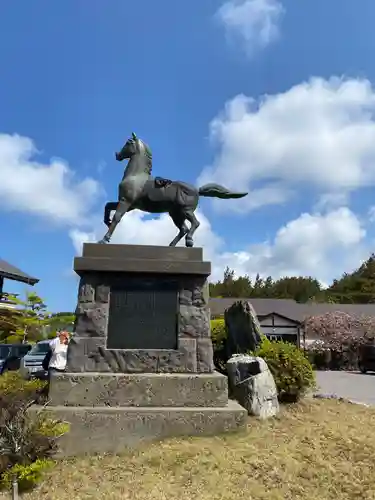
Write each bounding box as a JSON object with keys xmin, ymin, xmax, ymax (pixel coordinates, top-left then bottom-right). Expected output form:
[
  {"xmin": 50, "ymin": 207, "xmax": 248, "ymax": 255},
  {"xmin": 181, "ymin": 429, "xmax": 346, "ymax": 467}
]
[
  {"xmin": 209, "ymin": 267, "xmax": 255, "ymax": 298},
  {"xmin": 328, "ymin": 255, "xmax": 375, "ymax": 303},
  {"xmin": 44, "ymin": 312, "xmax": 75, "ymax": 338},
  {"xmin": 0, "ymin": 292, "xmax": 50, "ymax": 343},
  {"xmin": 252, "ymin": 274, "xmax": 264, "ymax": 297},
  {"xmin": 272, "ymin": 276, "xmax": 323, "ymax": 303},
  {"xmin": 304, "ymin": 311, "xmax": 375, "ymax": 345},
  {"xmin": 210, "ymin": 269, "xmax": 324, "ymax": 302},
  {"xmin": 262, "ymin": 276, "xmax": 275, "ymax": 297},
  {"xmin": 208, "ymin": 253, "xmax": 375, "ymax": 304}
]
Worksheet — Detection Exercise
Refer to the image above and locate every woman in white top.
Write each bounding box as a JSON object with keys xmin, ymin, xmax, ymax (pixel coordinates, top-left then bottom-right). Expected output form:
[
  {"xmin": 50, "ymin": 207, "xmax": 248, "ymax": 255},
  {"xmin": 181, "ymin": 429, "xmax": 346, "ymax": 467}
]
[{"xmin": 48, "ymin": 330, "xmax": 70, "ymax": 377}]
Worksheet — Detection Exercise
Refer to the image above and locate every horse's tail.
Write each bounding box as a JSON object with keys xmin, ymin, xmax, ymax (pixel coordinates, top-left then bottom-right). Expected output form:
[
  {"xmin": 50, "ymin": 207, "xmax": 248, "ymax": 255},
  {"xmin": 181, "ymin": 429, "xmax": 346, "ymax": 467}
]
[{"xmin": 198, "ymin": 183, "xmax": 248, "ymax": 199}]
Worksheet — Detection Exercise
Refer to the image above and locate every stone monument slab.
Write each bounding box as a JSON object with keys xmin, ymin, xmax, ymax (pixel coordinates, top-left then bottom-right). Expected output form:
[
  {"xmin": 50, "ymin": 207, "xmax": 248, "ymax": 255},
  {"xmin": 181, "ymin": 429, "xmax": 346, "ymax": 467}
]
[{"xmin": 224, "ymin": 300, "xmax": 262, "ymax": 358}]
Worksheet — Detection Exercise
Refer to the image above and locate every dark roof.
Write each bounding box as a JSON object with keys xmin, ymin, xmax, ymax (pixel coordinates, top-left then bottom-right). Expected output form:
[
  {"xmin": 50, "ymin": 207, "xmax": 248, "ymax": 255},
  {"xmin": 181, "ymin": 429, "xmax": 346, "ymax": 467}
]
[
  {"xmin": 298, "ymin": 302, "xmax": 375, "ymax": 321},
  {"xmin": 208, "ymin": 297, "xmax": 375, "ymax": 321},
  {"xmin": 0, "ymin": 259, "xmax": 39, "ymax": 286},
  {"xmin": 209, "ymin": 298, "xmax": 299, "ymax": 318}
]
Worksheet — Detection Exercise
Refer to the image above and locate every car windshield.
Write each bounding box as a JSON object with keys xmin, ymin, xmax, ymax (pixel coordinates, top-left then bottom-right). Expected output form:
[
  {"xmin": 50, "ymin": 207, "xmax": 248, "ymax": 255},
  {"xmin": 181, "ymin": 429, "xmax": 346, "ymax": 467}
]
[
  {"xmin": 28, "ymin": 343, "xmax": 50, "ymax": 355},
  {"xmin": 0, "ymin": 346, "xmax": 10, "ymax": 359},
  {"xmin": 11, "ymin": 345, "xmax": 31, "ymax": 357}
]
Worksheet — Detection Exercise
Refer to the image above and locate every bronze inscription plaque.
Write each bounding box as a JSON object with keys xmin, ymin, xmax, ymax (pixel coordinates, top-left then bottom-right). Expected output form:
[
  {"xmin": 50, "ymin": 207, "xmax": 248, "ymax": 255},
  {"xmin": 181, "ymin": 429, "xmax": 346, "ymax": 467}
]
[{"xmin": 106, "ymin": 281, "xmax": 178, "ymax": 350}]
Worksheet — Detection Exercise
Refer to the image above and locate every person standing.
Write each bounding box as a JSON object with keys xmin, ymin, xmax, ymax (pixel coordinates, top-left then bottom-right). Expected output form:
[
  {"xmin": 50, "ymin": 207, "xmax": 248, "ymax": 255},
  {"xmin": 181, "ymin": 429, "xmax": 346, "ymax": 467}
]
[{"xmin": 47, "ymin": 330, "xmax": 70, "ymax": 377}]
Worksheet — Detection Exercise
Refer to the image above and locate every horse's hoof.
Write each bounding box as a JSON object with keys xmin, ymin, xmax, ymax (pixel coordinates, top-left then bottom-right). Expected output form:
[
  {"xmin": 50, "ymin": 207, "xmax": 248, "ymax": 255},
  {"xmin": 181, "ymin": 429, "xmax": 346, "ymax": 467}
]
[
  {"xmin": 185, "ymin": 237, "xmax": 194, "ymax": 248},
  {"xmin": 98, "ymin": 238, "xmax": 108, "ymax": 245}
]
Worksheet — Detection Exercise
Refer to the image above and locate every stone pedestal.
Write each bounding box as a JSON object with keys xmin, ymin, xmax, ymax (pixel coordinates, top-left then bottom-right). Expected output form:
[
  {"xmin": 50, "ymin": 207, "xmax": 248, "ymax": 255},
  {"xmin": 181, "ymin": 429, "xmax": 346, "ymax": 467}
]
[
  {"xmin": 68, "ymin": 243, "xmax": 214, "ymax": 373},
  {"xmin": 46, "ymin": 244, "xmax": 246, "ymax": 456}
]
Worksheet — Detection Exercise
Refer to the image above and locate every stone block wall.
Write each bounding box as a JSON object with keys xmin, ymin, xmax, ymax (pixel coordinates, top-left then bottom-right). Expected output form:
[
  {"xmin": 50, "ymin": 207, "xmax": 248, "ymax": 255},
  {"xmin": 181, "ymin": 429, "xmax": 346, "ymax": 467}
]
[{"xmin": 67, "ymin": 272, "xmax": 214, "ymax": 374}]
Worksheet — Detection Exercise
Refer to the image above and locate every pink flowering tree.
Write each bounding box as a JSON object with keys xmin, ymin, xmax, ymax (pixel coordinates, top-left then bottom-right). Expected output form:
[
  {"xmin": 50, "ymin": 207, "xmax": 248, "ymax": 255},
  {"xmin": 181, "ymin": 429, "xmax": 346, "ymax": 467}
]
[
  {"xmin": 303, "ymin": 311, "xmax": 375, "ymax": 369},
  {"xmin": 304, "ymin": 311, "xmax": 375, "ymax": 351}
]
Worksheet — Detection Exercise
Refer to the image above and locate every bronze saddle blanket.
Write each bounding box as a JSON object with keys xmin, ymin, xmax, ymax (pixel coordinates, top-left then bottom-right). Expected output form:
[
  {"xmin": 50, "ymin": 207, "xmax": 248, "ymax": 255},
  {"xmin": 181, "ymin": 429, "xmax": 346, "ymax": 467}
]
[{"xmin": 140, "ymin": 177, "xmax": 195, "ymax": 207}]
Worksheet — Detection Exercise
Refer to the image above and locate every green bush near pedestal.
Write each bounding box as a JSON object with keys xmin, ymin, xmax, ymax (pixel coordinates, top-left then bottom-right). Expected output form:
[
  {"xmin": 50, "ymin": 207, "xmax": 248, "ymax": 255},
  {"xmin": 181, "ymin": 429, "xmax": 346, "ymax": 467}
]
[
  {"xmin": 253, "ymin": 337, "xmax": 316, "ymax": 402},
  {"xmin": 210, "ymin": 319, "xmax": 227, "ymax": 374}
]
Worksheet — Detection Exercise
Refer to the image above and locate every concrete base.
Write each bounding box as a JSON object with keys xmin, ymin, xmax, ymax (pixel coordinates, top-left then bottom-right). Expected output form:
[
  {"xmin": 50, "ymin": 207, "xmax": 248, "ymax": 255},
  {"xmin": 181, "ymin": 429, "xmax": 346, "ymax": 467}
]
[
  {"xmin": 48, "ymin": 372, "xmax": 228, "ymax": 407},
  {"xmin": 44, "ymin": 371, "xmax": 247, "ymax": 456},
  {"xmin": 34, "ymin": 400, "xmax": 247, "ymax": 457}
]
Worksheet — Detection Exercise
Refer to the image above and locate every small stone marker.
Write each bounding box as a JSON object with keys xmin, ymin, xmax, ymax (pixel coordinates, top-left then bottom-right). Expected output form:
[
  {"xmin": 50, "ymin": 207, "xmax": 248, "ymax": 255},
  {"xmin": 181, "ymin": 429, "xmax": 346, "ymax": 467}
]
[{"xmin": 227, "ymin": 354, "xmax": 279, "ymax": 419}]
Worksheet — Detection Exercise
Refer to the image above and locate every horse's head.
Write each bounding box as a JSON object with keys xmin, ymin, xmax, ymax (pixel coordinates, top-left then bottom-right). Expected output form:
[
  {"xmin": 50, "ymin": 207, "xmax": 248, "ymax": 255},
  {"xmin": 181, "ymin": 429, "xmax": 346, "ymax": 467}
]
[
  {"xmin": 115, "ymin": 132, "xmax": 138, "ymax": 161},
  {"xmin": 115, "ymin": 131, "xmax": 152, "ymax": 160}
]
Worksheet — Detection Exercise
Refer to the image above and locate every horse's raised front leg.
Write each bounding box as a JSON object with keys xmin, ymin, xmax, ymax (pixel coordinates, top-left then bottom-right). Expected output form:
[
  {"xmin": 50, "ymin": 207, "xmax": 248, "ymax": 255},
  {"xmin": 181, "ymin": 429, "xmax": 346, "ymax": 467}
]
[
  {"xmin": 184, "ymin": 211, "xmax": 200, "ymax": 248},
  {"xmin": 98, "ymin": 199, "xmax": 131, "ymax": 244},
  {"xmin": 103, "ymin": 201, "xmax": 118, "ymax": 228}
]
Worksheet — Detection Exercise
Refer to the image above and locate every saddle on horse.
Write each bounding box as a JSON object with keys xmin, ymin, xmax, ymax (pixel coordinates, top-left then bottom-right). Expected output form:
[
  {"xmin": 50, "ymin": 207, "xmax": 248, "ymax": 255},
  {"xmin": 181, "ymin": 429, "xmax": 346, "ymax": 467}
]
[{"xmin": 155, "ymin": 176, "xmax": 172, "ymax": 188}]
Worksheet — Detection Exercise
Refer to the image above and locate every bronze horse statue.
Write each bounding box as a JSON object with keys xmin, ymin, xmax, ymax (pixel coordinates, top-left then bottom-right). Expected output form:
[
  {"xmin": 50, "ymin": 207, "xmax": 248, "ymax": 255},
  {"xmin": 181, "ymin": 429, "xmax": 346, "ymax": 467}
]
[{"xmin": 99, "ymin": 133, "xmax": 248, "ymax": 247}]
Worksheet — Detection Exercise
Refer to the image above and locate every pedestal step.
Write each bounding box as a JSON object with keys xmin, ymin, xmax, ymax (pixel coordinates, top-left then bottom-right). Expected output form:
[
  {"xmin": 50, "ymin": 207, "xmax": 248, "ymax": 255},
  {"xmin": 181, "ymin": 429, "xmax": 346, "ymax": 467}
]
[
  {"xmin": 49, "ymin": 372, "xmax": 229, "ymax": 407},
  {"xmin": 33, "ymin": 401, "xmax": 247, "ymax": 457}
]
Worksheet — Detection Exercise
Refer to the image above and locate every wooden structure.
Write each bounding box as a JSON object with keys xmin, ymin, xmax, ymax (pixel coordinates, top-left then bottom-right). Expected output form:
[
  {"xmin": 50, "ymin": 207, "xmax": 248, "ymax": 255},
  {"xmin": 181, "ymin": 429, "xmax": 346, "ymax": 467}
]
[
  {"xmin": 0, "ymin": 259, "xmax": 39, "ymax": 298},
  {"xmin": 0, "ymin": 259, "xmax": 39, "ymax": 314},
  {"xmin": 257, "ymin": 312, "xmax": 301, "ymax": 345},
  {"xmin": 0, "ymin": 260, "xmax": 39, "ymax": 338}
]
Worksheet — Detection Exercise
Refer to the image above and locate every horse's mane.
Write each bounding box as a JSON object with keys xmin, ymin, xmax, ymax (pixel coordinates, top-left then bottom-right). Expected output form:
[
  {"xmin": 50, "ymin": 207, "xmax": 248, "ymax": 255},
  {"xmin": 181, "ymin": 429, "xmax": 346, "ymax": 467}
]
[{"xmin": 134, "ymin": 138, "xmax": 152, "ymax": 174}]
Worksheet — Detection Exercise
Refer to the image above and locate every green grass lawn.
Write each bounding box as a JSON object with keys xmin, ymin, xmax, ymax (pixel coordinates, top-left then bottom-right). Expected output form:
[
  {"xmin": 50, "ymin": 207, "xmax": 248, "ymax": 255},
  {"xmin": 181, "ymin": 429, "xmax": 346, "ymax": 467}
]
[{"xmin": 3, "ymin": 399, "xmax": 375, "ymax": 500}]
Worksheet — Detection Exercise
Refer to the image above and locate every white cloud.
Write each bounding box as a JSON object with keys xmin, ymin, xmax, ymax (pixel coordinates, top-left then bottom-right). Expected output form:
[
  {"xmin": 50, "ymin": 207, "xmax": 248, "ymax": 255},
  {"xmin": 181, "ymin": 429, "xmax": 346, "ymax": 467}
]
[
  {"xmin": 69, "ymin": 205, "xmax": 368, "ymax": 287},
  {"xmin": 216, "ymin": 0, "xmax": 284, "ymax": 56},
  {"xmin": 314, "ymin": 192, "xmax": 350, "ymax": 213},
  {"xmin": 199, "ymin": 77, "xmax": 375, "ymax": 213},
  {"xmin": 0, "ymin": 134, "xmax": 102, "ymax": 226},
  {"xmin": 259, "ymin": 208, "xmax": 366, "ymax": 275},
  {"xmin": 211, "ymin": 207, "xmax": 367, "ymax": 285}
]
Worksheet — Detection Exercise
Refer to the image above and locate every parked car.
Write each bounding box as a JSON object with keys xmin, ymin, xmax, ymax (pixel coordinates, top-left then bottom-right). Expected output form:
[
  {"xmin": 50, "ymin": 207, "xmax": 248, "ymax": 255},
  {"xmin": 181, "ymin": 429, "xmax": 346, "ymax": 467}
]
[
  {"xmin": 19, "ymin": 339, "xmax": 51, "ymax": 380},
  {"xmin": 358, "ymin": 343, "xmax": 375, "ymax": 373},
  {"xmin": 0, "ymin": 343, "xmax": 32, "ymax": 375}
]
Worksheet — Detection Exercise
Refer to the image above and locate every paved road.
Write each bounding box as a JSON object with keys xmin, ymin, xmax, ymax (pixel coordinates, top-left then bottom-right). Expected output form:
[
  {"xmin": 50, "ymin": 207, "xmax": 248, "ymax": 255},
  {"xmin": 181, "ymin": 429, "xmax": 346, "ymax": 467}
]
[{"xmin": 315, "ymin": 371, "xmax": 375, "ymax": 406}]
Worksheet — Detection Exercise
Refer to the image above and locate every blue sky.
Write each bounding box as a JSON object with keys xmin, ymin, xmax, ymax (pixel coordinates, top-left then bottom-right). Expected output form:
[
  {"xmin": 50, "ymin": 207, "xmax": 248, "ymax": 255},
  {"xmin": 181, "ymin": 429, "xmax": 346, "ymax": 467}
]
[{"xmin": 2, "ymin": 0, "xmax": 375, "ymax": 312}]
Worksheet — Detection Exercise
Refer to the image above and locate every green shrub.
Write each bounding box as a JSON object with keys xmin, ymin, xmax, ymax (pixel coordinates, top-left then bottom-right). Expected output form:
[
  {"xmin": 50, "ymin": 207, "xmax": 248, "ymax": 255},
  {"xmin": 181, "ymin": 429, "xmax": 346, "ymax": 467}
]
[
  {"xmin": 0, "ymin": 372, "xmax": 69, "ymax": 492},
  {"xmin": 3, "ymin": 334, "xmax": 23, "ymax": 344},
  {"xmin": 253, "ymin": 337, "xmax": 316, "ymax": 402},
  {"xmin": 0, "ymin": 371, "xmax": 46, "ymax": 406},
  {"xmin": 37, "ymin": 414, "xmax": 70, "ymax": 438},
  {"xmin": 211, "ymin": 319, "xmax": 226, "ymax": 347},
  {"xmin": 211, "ymin": 319, "xmax": 227, "ymax": 374},
  {"xmin": 0, "ymin": 371, "xmax": 46, "ymax": 395},
  {"xmin": 0, "ymin": 459, "xmax": 54, "ymax": 492}
]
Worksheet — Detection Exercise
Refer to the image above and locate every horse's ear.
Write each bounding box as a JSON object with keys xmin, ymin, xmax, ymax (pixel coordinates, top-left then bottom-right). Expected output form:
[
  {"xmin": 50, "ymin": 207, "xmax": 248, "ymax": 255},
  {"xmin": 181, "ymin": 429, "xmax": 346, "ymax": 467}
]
[{"xmin": 131, "ymin": 132, "xmax": 137, "ymax": 140}]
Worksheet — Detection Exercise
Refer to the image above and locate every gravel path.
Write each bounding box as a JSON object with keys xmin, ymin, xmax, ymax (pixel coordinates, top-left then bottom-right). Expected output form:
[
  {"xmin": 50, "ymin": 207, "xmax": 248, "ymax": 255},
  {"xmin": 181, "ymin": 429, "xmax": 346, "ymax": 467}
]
[{"xmin": 315, "ymin": 371, "xmax": 375, "ymax": 406}]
